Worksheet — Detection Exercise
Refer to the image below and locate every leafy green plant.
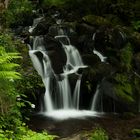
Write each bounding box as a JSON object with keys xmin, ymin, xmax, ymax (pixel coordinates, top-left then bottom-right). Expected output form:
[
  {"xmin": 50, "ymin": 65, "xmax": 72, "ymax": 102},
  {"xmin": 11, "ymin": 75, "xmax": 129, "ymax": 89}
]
[
  {"xmin": 90, "ymin": 128, "xmax": 109, "ymax": 140},
  {"xmin": 0, "ymin": 124, "xmax": 56, "ymax": 140}
]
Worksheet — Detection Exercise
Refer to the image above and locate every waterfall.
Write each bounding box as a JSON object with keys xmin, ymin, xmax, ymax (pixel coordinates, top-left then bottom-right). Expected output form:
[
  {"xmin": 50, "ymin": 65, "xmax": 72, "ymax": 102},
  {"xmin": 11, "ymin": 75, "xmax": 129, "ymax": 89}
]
[
  {"xmin": 43, "ymin": 78, "xmax": 54, "ymax": 112},
  {"xmin": 58, "ymin": 75, "xmax": 72, "ymax": 109},
  {"xmin": 55, "ymin": 35, "xmax": 86, "ymax": 111},
  {"xmin": 62, "ymin": 44, "xmax": 84, "ymax": 67},
  {"xmin": 92, "ymin": 33, "xmax": 107, "ymax": 62},
  {"xmin": 90, "ymin": 33, "xmax": 107, "ymax": 112},
  {"xmin": 29, "ymin": 17, "xmax": 43, "ymax": 33},
  {"xmin": 29, "ymin": 35, "xmax": 86, "ymax": 112},
  {"xmin": 91, "ymin": 85, "xmax": 100, "ymax": 111},
  {"xmin": 33, "ymin": 36, "xmax": 46, "ymax": 51},
  {"xmin": 73, "ymin": 75, "xmax": 82, "ymax": 109},
  {"xmin": 28, "ymin": 21, "xmax": 100, "ymax": 119},
  {"xmin": 29, "ymin": 49, "xmax": 54, "ymax": 112},
  {"xmin": 93, "ymin": 49, "xmax": 107, "ymax": 62}
]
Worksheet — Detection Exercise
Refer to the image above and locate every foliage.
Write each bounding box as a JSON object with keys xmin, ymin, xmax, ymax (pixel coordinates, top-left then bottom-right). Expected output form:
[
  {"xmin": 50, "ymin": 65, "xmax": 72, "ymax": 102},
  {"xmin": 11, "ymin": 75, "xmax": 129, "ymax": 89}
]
[
  {"xmin": 90, "ymin": 128, "xmax": 109, "ymax": 140},
  {"xmin": 0, "ymin": 32, "xmax": 55, "ymax": 139},
  {"xmin": 0, "ymin": 126, "xmax": 55, "ymax": 140},
  {"xmin": 0, "ymin": 121, "xmax": 55, "ymax": 140},
  {"xmin": 2, "ymin": 0, "xmax": 33, "ymax": 27},
  {"xmin": 0, "ymin": 45, "xmax": 22, "ymax": 116},
  {"xmin": 0, "ymin": 103, "xmax": 55, "ymax": 139},
  {"xmin": 0, "ymin": 32, "xmax": 16, "ymax": 52}
]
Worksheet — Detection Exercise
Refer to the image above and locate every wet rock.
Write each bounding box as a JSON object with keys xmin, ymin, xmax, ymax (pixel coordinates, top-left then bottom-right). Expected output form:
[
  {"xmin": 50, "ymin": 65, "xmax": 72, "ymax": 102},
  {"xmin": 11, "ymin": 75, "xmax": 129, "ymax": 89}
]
[
  {"xmin": 76, "ymin": 23, "xmax": 96, "ymax": 35},
  {"xmin": 82, "ymin": 54, "xmax": 101, "ymax": 66},
  {"xmin": 100, "ymin": 80, "xmax": 118, "ymax": 101},
  {"xmin": 43, "ymin": 36, "xmax": 66, "ymax": 74},
  {"xmin": 31, "ymin": 17, "xmax": 56, "ymax": 36}
]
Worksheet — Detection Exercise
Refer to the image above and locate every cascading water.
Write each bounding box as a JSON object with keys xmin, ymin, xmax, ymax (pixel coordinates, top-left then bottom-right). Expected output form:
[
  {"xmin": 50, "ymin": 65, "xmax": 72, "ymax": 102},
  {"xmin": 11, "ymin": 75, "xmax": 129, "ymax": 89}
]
[
  {"xmin": 73, "ymin": 75, "xmax": 82, "ymax": 109},
  {"xmin": 93, "ymin": 49, "xmax": 107, "ymax": 62},
  {"xmin": 92, "ymin": 33, "xmax": 107, "ymax": 63},
  {"xmin": 91, "ymin": 85, "xmax": 100, "ymax": 111},
  {"xmin": 90, "ymin": 33, "xmax": 107, "ymax": 112},
  {"xmin": 28, "ymin": 20, "xmax": 100, "ymax": 119},
  {"xmin": 57, "ymin": 75, "xmax": 72, "ymax": 109}
]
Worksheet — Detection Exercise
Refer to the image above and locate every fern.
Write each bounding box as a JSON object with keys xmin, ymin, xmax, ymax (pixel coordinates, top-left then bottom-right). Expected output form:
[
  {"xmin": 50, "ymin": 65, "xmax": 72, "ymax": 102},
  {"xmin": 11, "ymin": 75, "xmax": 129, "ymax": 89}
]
[
  {"xmin": 0, "ymin": 45, "xmax": 21, "ymax": 115},
  {"xmin": 0, "ymin": 63, "xmax": 20, "ymax": 70},
  {"xmin": 0, "ymin": 71, "xmax": 21, "ymax": 79},
  {"xmin": 0, "ymin": 46, "xmax": 21, "ymax": 80}
]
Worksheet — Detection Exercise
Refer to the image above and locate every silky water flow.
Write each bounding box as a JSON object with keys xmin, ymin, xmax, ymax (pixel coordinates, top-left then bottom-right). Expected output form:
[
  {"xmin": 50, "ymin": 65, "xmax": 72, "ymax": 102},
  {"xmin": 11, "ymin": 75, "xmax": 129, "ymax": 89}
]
[{"xmin": 28, "ymin": 26, "xmax": 102, "ymax": 120}]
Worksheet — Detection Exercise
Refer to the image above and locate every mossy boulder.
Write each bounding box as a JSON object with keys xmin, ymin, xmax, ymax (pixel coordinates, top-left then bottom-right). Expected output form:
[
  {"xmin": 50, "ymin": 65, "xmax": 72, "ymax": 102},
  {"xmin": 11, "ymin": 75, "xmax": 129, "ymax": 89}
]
[
  {"xmin": 113, "ymin": 73, "xmax": 135, "ymax": 104},
  {"xmin": 82, "ymin": 15, "xmax": 110, "ymax": 26}
]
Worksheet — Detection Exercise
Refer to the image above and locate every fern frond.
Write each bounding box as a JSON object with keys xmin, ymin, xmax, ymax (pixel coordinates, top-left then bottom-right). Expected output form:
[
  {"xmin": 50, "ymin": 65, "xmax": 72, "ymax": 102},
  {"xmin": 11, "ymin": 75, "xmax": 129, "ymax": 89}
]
[
  {"xmin": 0, "ymin": 63, "xmax": 20, "ymax": 70},
  {"xmin": 0, "ymin": 71, "xmax": 21, "ymax": 80},
  {"xmin": 0, "ymin": 46, "xmax": 21, "ymax": 80},
  {"xmin": 0, "ymin": 55, "xmax": 21, "ymax": 64}
]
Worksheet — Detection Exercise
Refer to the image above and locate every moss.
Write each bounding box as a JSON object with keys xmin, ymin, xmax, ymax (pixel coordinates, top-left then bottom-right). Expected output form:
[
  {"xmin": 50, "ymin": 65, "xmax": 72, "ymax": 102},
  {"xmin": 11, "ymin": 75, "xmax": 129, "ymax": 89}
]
[
  {"xmin": 119, "ymin": 43, "xmax": 133, "ymax": 72},
  {"xmin": 114, "ymin": 73, "xmax": 128, "ymax": 84},
  {"xmin": 114, "ymin": 73, "xmax": 135, "ymax": 104},
  {"xmin": 82, "ymin": 15, "xmax": 110, "ymax": 26},
  {"xmin": 115, "ymin": 84, "xmax": 134, "ymax": 103}
]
